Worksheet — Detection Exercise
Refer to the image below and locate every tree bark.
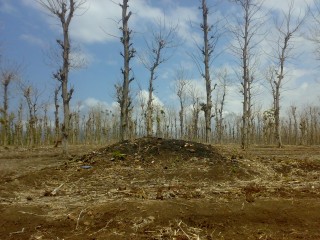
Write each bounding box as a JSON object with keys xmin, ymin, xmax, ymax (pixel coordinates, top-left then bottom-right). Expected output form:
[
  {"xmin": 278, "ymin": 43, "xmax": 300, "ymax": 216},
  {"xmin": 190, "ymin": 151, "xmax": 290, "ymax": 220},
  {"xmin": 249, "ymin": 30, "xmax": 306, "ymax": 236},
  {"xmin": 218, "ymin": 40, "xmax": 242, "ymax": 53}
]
[
  {"xmin": 119, "ymin": 0, "xmax": 134, "ymax": 141},
  {"xmin": 1, "ymin": 75, "xmax": 12, "ymax": 146},
  {"xmin": 201, "ymin": 0, "xmax": 213, "ymax": 143}
]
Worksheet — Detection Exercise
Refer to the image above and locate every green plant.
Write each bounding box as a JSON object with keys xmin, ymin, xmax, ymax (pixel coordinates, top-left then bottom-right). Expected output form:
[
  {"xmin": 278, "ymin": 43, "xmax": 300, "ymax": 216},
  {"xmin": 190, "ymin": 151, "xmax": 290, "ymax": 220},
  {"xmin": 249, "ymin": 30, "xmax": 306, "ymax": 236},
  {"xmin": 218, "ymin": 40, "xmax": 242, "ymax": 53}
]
[{"xmin": 112, "ymin": 150, "xmax": 126, "ymax": 160}]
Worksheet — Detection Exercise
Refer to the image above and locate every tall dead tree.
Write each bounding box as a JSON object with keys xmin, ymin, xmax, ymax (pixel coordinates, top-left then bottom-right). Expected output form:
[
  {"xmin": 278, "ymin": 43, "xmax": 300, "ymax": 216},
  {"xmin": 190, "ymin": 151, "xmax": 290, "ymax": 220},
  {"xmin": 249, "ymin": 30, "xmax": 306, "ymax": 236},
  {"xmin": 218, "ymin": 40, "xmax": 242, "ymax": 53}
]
[
  {"xmin": 119, "ymin": 0, "xmax": 135, "ymax": 141},
  {"xmin": 54, "ymin": 85, "xmax": 61, "ymax": 144},
  {"xmin": 309, "ymin": 0, "xmax": 320, "ymax": 60},
  {"xmin": 15, "ymin": 102, "xmax": 23, "ymax": 146},
  {"xmin": 214, "ymin": 69, "xmax": 229, "ymax": 143},
  {"xmin": 0, "ymin": 69, "xmax": 16, "ymax": 146},
  {"xmin": 271, "ymin": 1, "xmax": 305, "ymax": 148},
  {"xmin": 140, "ymin": 18, "xmax": 178, "ymax": 137},
  {"xmin": 174, "ymin": 66, "xmax": 189, "ymax": 139},
  {"xmin": 201, "ymin": 0, "xmax": 214, "ymax": 143},
  {"xmin": 230, "ymin": 0, "xmax": 264, "ymax": 149},
  {"xmin": 188, "ymin": 85, "xmax": 202, "ymax": 140},
  {"xmin": 20, "ymin": 83, "xmax": 41, "ymax": 147},
  {"xmin": 191, "ymin": 0, "xmax": 220, "ymax": 143},
  {"xmin": 38, "ymin": 0, "xmax": 85, "ymax": 156}
]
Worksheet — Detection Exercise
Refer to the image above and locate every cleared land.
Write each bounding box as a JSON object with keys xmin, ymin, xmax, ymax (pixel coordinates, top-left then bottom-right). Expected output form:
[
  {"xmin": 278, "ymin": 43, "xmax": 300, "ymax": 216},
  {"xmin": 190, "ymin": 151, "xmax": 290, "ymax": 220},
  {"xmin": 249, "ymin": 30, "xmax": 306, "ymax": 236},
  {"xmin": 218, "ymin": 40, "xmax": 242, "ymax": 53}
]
[{"xmin": 0, "ymin": 138, "xmax": 319, "ymax": 239}]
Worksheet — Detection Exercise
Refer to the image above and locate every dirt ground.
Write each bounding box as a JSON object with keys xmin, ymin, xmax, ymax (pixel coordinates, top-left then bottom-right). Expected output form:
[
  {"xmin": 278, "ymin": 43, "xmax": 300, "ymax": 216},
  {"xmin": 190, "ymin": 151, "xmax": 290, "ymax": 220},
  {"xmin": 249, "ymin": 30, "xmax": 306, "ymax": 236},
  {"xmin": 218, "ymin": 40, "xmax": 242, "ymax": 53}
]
[{"xmin": 0, "ymin": 137, "xmax": 319, "ymax": 240}]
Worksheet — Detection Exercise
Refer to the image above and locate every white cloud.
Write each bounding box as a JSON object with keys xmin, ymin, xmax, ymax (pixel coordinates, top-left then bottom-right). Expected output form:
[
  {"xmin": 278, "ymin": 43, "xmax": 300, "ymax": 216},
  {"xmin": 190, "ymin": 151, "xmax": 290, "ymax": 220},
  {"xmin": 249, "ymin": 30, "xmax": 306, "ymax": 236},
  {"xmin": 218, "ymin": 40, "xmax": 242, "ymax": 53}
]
[
  {"xmin": 263, "ymin": 0, "xmax": 311, "ymax": 16},
  {"xmin": 281, "ymin": 71, "xmax": 320, "ymax": 107},
  {"xmin": 138, "ymin": 89, "xmax": 164, "ymax": 107},
  {"xmin": 189, "ymin": 78, "xmax": 206, "ymax": 93},
  {"xmin": 69, "ymin": 0, "xmax": 119, "ymax": 43},
  {"xmin": 20, "ymin": 34, "xmax": 47, "ymax": 48},
  {"xmin": 70, "ymin": 48, "xmax": 93, "ymax": 68},
  {"xmin": 22, "ymin": 0, "xmax": 198, "ymax": 45},
  {"xmin": 83, "ymin": 97, "xmax": 110, "ymax": 109},
  {"xmin": 74, "ymin": 97, "xmax": 120, "ymax": 114}
]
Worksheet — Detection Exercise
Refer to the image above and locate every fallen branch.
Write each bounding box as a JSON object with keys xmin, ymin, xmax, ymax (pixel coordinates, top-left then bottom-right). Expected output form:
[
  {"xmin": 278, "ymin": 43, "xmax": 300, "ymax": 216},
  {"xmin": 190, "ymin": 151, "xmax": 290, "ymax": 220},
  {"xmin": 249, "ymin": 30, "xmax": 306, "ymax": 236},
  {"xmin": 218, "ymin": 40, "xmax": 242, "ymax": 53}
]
[
  {"xmin": 18, "ymin": 211, "xmax": 47, "ymax": 217},
  {"xmin": 89, "ymin": 219, "xmax": 113, "ymax": 236},
  {"xmin": 51, "ymin": 183, "xmax": 64, "ymax": 196},
  {"xmin": 177, "ymin": 221, "xmax": 191, "ymax": 239},
  {"xmin": 9, "ymin": 228, "xmax": 25, "ymax": 236},
  {"xmin": 76, "ymin": 208, "xmax": 87, "ymax": 230}
]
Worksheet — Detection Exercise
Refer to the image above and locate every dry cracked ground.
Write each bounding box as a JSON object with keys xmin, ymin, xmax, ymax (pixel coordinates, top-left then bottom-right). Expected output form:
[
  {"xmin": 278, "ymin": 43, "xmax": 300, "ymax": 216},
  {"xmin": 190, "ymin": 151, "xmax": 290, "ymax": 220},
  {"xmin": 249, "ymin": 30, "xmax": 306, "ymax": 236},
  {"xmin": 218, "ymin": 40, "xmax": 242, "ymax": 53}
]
[{"xmin": 0, "ymin": 137, "xmax": 320, "ymax": 239}]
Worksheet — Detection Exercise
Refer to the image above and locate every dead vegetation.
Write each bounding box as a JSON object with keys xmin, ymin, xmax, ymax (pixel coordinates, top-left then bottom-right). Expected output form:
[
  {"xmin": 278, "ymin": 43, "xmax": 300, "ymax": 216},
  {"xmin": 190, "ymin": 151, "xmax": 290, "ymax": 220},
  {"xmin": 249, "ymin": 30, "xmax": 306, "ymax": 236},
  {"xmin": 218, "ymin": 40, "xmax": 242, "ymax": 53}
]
[{"xmin": 0, "ymin": 138, "xmax": 320, "ymax": 239}]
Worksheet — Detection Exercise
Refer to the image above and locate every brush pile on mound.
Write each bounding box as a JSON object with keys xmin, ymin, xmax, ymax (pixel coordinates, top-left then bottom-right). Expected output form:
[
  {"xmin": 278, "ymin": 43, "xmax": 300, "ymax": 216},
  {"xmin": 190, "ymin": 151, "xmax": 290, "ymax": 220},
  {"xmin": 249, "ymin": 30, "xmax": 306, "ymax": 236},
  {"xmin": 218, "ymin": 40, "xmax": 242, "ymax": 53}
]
[{"xmin": 75, "ymin": 137, "xmax": 226, "ymax": 166}]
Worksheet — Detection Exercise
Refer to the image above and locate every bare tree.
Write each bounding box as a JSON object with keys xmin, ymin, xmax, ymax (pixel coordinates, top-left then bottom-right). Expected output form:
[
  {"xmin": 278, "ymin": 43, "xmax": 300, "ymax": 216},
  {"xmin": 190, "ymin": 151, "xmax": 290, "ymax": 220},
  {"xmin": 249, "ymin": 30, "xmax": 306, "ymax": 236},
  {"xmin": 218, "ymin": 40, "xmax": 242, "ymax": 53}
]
[
  {"xmin": 230, "ymin": 0, "xmax": 264, "ymax": 149},
  {"xmin": 190, "ymin": 0, "xmax": 221, "ymax": 143},
  {"xmin": 174, "ymin": 66, "xmax": 190, "ymax": 139},
  {"xmin": 20, "ymin": 83, "xmax": 42, "ymax": 147},
  {"xmin": 309, "ymin": 0, "xmax": 320, "ymax": 60},
  {"xmin": 0, "ymin": 67, "xmax": 16, "ymax": 146},
  {"xmin": 0, "ymin": 60, "xmax": 20, "ymax": 146},
  {"xmin": 54, "ymin": 85, "xmax": 61, "ymax": 146},
  {"xmin": 38, "ymin": 0, "xmax": 86, "ymax": 156},
  {"xmin": 188, "ymin": 84, "xmax": 202, "ymax": 140},
  {"xmin": 214, "ymin": 68, "xmax": 230, "ymax": 143},
  {"xmin": 118, "ymin": 0, "xmax": 135, "ymax": 141},
  {"xmin": 14, "ymin": 102, "xmax": 24, "ymax": 146},
  {"xmin": 201, "ymin": 0, "xmax": 214, "ymax": 143},
  {"xmin": 139, "ymin": 18, "xmax": 178, "ymax": 137},
  {"xmin": 42, "ymin": 103, "xmax": 51, "ymax": 145},
  {"xmin": 270, "ymin": 1, "xmax": 305, "ymax": 148}
]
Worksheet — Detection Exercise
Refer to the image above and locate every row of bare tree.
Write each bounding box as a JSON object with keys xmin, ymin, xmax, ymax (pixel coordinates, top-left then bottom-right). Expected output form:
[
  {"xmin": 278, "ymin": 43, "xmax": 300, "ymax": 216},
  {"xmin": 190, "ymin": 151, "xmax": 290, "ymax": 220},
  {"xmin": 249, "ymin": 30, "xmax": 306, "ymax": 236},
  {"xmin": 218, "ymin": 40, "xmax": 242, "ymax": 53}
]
[
  {"xmin": 1, "ymin": 0, "xmax": 320, "ymax": 155},
  {"xmin": 1, "ymin": 90, "xmax": 319, "ymax": 147}
]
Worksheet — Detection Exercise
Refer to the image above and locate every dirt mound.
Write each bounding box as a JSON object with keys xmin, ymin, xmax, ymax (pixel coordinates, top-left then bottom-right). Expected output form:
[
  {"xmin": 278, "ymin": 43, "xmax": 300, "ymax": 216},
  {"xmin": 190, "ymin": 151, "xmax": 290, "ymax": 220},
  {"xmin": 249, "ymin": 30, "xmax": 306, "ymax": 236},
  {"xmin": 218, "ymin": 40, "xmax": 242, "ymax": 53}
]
[
  {"xmin": 72, "ymin": 137, "xmax": 246, "ymax": 181},
  {"xmin": 77, "ymin": 137, "xmax": 225, "ymax": 164}
]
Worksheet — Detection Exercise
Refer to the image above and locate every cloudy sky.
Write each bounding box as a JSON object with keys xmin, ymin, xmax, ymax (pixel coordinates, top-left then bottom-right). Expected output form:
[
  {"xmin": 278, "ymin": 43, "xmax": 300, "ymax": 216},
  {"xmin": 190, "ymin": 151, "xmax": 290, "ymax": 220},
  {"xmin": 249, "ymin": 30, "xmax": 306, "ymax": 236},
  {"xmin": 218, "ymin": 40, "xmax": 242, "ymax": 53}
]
[{"xmin": 0, "ymin": 0, "xmax": 319, "ymax": 116}]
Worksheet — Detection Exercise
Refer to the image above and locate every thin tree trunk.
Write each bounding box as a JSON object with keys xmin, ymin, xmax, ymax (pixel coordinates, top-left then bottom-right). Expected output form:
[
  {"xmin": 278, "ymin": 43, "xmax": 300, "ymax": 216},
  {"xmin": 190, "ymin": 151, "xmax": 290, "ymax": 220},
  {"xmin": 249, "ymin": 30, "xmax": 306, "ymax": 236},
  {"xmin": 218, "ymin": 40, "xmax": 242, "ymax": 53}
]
[
  {"xmin": 146, "ymin": 71, "xmax": 154, "ymax": 136},
  {"xmin": 119, "ymin": 0, "xmax": 134, "ymax": 141},
  {"xmin": 201, "ymin": 0, "xmax": 213, "ymax": 143}
]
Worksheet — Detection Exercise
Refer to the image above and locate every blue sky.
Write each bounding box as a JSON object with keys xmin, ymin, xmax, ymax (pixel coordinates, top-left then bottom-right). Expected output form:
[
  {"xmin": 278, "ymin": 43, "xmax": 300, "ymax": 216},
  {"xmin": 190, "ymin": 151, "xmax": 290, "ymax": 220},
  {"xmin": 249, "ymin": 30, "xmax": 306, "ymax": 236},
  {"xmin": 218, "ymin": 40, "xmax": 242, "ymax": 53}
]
[{"xmin": 0, "ymin": 0, "xmax": 319, "ymax": 117}]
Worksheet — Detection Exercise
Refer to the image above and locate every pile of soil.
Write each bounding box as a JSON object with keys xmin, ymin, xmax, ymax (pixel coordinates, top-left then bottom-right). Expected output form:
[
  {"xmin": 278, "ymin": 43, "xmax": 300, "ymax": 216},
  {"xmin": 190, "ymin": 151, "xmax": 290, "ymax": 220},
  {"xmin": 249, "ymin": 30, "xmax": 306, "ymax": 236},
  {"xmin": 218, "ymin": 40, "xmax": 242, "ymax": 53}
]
[{"xmin": 78, "ymin": 137, "xmax": 225, "ymax": 163}]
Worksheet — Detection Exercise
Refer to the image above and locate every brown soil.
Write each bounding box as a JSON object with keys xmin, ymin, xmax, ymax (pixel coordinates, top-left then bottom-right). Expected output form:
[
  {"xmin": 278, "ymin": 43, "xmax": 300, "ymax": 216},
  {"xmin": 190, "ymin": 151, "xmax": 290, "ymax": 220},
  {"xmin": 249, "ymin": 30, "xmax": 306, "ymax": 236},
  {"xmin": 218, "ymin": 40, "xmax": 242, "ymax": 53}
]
[{"xmin": 0, "ymin": 137, "xmax": 319, "ymax": 239}]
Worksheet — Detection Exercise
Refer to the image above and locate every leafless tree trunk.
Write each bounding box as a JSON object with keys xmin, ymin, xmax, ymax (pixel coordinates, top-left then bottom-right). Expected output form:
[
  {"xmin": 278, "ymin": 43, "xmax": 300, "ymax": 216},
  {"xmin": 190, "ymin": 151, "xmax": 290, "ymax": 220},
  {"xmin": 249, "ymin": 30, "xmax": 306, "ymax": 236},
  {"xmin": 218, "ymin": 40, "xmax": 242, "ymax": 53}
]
[
  {"xmin": 230, "ymin": 0, "xmax": 264, "ymax": 149},
  {"xmin": 271, "ymin": 1, "xmax": 305, "ymax": 148},
  {"xmin": 38, "ymin": 0, "xmax": 85, "ymax": 156},
  {"xmin": 192, "ymin": 0, "xmax": 220, "ymax": 143},
  {"xmin": 290, "ymin": 105, "xmax": 298, "ymax": 144},
  {"xmin": 119, "ymin": 0, "xmax": 135, "ymax": 141},
  {"xmin": 174, "ymin": 66, "xmax": 189, "ymax": 139},
  {"xmin": 309, "ymin": 0, "xmax": 320, "ymax": 60},
  {"xmin": 54, "ymin": 85, "xmax": 61, "ymax": 145},
  {"xmin": 140, "ymin": 18, "xmax": 178, "ymax": 137},
  {"xmin": 299, "ymin": 114, "xmax": 308, "ymax": 145},
  {"xmin": 214, "ymin": 69, "xmax": 229, "ymax": 143},
  {"xmin": 42, "ymin": 104, "xmax": 51, "ymax": 145},
  {"xmin": 137, "ymin": 90, "xmax": 146, "ymax": 136},
  {"xmin": 21, "ymin": 85, "xmax": 41, "ymax": 147},
  {"xmin": 200, "ymin": 0, "xmax": 213, "ymax": 143},
  {"xmin": 188, "ymin": 86, "xmax": 201, "ymax": 141},
  {"xmin": 308, "ymin": 106, "xmax": 319, "ymax": 144},
  {"xmin": 15, "ymin": 102, "xmax": 24, "ymax": 146},
  {"xmin": 0, "ymin": 70, "xmax": 15, "ymax": 146}
]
